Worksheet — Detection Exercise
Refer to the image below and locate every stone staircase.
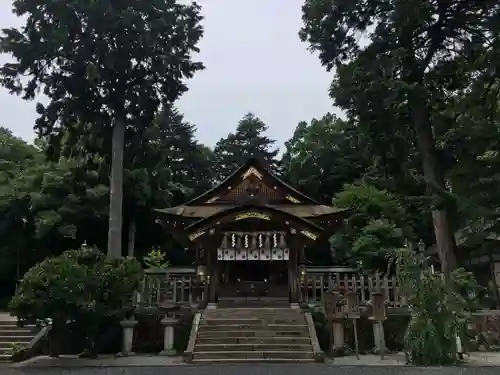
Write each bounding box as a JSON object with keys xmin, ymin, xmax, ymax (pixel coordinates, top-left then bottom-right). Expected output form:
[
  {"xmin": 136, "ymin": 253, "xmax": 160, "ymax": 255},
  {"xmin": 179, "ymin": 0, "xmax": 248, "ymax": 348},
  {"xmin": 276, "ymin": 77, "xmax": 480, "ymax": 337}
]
[
  {"xmin": 0, "ymin": 319, "xmax": 37, "ymax": 361},
  {"xmin": 188, "ymin": 307, "xmax": 322, "ymax": 362}
]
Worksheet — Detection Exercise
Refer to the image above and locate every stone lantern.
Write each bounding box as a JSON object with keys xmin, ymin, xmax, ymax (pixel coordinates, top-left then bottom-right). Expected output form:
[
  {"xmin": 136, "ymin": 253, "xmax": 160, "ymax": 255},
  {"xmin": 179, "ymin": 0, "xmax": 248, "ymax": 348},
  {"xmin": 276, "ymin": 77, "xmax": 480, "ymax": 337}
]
[{"xmin": 369, "ymin": 292, "xmax": 389, "ymax": 358}]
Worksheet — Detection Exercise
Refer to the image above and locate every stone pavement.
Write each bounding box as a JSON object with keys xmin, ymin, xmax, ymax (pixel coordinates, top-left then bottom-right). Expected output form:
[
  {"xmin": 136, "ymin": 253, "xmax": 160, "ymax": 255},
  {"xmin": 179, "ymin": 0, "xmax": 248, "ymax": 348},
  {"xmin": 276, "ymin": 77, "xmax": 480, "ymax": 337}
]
[
  {"xmin": 2, "ymin": 364, "xmax": 500, "ymax": 375},
  {"xmin": 7, "ymin": 351, "xmax": 500, "ymax": 368},
  {"xmin": 331, "ymin": 352, "xmax": 500, "ymax": 366},
  {"xmin": 8, "ymin": 354, "xmax": 184, "ymax": 368}
]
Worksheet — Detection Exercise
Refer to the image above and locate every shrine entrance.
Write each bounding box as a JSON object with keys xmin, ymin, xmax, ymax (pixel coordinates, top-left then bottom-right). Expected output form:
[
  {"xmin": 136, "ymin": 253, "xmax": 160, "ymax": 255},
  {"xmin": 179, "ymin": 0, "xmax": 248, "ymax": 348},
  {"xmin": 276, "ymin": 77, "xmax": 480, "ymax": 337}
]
[
  {"xmin": 216, "ymin": 231, "xmax": 291, "ymax": 302},
  {"xmin": 218, "ymin": 259, "xmax": 289, "ymax": 301}
]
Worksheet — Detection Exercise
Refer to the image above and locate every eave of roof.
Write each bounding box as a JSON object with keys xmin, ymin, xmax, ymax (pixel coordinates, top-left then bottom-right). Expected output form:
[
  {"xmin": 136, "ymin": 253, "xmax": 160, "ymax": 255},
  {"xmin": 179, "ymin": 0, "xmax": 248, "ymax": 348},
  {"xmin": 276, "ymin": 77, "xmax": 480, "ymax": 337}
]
[
  {"xmin": 154, "ymin": 204, "xmax": 348, "ymax": 218},
  {"xmin": 184, "ymin": 203, "xmax": 324, "ymax": 233}
]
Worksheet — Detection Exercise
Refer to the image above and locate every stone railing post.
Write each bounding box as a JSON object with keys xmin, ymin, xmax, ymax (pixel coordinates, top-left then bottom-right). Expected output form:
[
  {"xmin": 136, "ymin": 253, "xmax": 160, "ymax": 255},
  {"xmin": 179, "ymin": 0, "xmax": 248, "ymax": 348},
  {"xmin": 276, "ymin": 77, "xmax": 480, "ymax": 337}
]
[
  {"xmin": 159, "ymin": 317, "xmax": 178, "ymax": 356},
  {"xmin": 119, "ymin": 319, "xmax": 138, "ymax": 356},
  {"xmin": 158, "ymin": 301, "xmax": 180, "ymax": 356}
]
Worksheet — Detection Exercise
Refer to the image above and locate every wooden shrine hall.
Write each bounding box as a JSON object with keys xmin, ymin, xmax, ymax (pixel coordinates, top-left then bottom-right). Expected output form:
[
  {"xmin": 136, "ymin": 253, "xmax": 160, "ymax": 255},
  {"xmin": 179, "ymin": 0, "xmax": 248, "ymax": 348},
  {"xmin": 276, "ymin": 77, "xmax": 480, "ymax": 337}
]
[{"xmin": 154, "ymin": 158, "xmax": 347, "ymax": 307}]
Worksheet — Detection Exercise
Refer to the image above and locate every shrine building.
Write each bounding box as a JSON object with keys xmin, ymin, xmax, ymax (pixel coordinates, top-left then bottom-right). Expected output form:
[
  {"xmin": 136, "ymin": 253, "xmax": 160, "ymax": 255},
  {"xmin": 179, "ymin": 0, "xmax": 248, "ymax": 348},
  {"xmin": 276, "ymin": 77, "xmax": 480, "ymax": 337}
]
[{"xmin": 154, "ymin": 158, "xmax": 348, "ymax": 307}]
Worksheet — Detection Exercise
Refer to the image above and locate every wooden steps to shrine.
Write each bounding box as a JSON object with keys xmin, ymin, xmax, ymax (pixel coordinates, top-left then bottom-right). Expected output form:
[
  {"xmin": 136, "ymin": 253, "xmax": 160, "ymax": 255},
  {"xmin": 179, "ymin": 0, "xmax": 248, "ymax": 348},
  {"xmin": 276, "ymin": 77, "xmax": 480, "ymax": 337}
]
[{"xmin": 186, "ymin": 307, "xmax": 323, "ymax": 363}]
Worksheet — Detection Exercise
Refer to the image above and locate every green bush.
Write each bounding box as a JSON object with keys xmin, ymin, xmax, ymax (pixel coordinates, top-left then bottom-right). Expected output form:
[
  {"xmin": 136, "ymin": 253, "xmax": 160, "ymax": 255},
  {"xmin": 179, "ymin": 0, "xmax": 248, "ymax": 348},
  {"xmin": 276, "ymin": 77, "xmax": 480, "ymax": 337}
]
[
  {"xmin": 390, "ymin": 247, "xmax": 482, "ymax": 365},
  {"xmin": 9, "ymin": 246, "xmax": 143, "ymax": 357}
]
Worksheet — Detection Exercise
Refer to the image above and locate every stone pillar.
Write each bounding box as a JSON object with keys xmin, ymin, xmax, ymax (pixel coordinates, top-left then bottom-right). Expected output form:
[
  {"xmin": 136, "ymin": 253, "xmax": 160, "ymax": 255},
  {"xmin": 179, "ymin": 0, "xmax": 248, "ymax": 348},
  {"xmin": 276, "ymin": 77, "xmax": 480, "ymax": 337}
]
[
  {"xmin": 159, "ymin": 317, "xmax": 178, "ymax": 356},
  {"xmin": 372, "ymin": 321, "xmax": 388, "ymax": 354},
  {"xmin": 119, "ymin": 319, "xmax": 138, "ymax": 356},
  {"xmin": 332, "ymin": 322, "xmax": 345, "ymax": 349}
]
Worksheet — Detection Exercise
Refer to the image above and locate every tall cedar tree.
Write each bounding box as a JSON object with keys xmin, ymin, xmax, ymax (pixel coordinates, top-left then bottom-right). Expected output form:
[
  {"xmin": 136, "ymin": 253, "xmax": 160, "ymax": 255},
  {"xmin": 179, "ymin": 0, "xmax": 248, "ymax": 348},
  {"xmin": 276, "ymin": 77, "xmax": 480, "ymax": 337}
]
[
  {"xmin": 0, "ymin": 0, "xmax": 204, "ymax": 257},
  {"xmin": 152, "ymin": 106, "xmax": 214, "ymax": 204},
  {"xmin": 213, "ymin": 113, "xmax": 279, "ymax": 181},
  {"xmin": 299, "ymin": 0, "xmax": 500, "ymax": 276}
]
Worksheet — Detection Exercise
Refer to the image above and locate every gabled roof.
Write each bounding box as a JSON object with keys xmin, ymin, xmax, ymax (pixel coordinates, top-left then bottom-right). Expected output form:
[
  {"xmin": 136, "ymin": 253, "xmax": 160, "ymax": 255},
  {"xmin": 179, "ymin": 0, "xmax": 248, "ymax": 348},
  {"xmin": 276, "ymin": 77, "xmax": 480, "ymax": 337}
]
[{"xmin": 185, "ymin": 157, "xmax": 320, "ymax": 205}]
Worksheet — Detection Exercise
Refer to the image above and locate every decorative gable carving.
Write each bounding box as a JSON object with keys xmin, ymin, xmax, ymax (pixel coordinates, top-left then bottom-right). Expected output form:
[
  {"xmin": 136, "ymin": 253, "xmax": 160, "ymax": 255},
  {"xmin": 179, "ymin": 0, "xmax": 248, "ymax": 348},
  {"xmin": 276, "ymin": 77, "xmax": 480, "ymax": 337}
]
[
  {"xmin": 219, "ymin": 176, "xmax": 281, "ymax": 202},
  {"xmin": 241, "ymin": 166, "xmax": 263, "ymax": 180}
]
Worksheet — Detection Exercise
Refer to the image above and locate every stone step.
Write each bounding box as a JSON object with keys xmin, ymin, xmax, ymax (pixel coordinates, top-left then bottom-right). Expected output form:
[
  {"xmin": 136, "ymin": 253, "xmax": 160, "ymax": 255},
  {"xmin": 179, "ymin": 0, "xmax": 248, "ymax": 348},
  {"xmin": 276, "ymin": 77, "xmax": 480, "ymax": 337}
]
[
  {"xmin": 0, "ymin": 329, "xmax": 34, "ymax": 335},
  {"xmin": 216, "ymin": 302, "xmax": 291, "ymax": 309},
  {"xmin": 202, "ymin": 318, "xmax": 304, "ymax": 325},
  {"xmin": 0, "ymin": 340, "xmax": 31, "ymax": 347},
  {"xmin": 0, "ymin": 335, "xmax": 35, "ymax": 342},
  {"xmin": 192, "ymin": 357, "xmax": 314, "ymax": 363},
  {"xmin": 0, "ymin": 326, "xmax": 39, "ymax": 336},
  {"xmin": 196, "ymin": 336, "xmax": 311, "ymax": 345},
  {"xmin": 198, "ymin": 324, "xmax": 308, "ymax": 331},
  {"xmin": 194, "ymin": 343, "xmax": 312, "ymax": 352},
  {"xmin": 198, "ymin": 330, "xmax": 308, "ymax": 338},
  {"xmin": 0, "ymin": 353, "xmax": 11, "ymax": 362},
  {"xmin": 192, "ymin": 350, "xmax": 314, "ymax": 360},
  {"xmin": 0, "ymin": 320, "xmax": 18, "ymax": 325},
  {"xmin": 203, "ymin": 308, "xmax": 298, "ymax": 313},
  {"xmin": 202, "ymin": 318, "xmax": 262, "ymax": 325}
]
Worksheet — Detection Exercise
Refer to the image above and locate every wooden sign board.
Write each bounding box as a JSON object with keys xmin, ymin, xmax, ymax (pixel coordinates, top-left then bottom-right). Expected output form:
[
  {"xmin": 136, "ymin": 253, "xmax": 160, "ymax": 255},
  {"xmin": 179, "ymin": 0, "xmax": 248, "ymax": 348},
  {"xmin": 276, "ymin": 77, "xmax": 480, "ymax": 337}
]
[
  {"xmin": 324, "ymin": 292, "xmax": 344, "ymax": 320},
  {"xmin": 345, "ymin": 291, "xmax": 360, "ymax": 318},
  {"xmin": 371, "ymin": 292, "xmax": 387, "ymax": 321}
]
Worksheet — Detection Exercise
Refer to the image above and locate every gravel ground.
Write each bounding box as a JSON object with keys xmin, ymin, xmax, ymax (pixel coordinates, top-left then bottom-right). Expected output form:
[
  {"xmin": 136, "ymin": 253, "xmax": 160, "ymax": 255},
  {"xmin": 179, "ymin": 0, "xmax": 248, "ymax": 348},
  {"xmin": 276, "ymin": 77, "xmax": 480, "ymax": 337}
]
[{"xmin": 3, "ymin": 364, "xmax": 500, "ymax": 375}]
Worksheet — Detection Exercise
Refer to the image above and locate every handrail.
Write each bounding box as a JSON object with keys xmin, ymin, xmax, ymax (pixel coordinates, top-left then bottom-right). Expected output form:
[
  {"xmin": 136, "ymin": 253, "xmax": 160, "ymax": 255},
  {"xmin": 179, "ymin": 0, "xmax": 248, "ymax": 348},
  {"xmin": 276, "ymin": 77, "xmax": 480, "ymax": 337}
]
[
  {"xmin": 11, "ymin": 324, "xmax": 52, "ymax": 362},
  {"xmin": 304, "ymin": 311, "xmax": 324, "ymax": 362},
  {"xmin": 183, "ymin": 312, "xmax": 201, "ymax": 363}
]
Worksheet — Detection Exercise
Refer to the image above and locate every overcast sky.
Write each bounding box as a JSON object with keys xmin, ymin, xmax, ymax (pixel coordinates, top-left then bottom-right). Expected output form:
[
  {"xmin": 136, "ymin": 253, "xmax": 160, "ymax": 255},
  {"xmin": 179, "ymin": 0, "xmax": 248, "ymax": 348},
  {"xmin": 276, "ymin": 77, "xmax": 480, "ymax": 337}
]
[{"xmin": 0, "ymin": 0, "xmax": 339, "ymax": 148}]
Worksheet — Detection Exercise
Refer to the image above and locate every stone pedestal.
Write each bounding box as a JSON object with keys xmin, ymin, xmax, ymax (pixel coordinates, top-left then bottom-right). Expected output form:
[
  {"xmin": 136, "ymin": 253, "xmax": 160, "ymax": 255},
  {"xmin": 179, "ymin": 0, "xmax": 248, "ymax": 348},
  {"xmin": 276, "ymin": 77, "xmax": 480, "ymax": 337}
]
[
  {"xmin": 333, "ymin": 322, "xmax": 344, "ymax": 348},
  {"xmin": 119, "ymin": 319, "xmax": 138, "ymax": 356},
  {"xmin": 159, "ymin": 317, "xmax": 178, "ymax": 356},
  {"xmin": 330, "ymin": 321, "xmax": 349, "ymax": 356},
  {"xmin": 372, "ymin": 321, "xmax": 389, "ymax": 354}
]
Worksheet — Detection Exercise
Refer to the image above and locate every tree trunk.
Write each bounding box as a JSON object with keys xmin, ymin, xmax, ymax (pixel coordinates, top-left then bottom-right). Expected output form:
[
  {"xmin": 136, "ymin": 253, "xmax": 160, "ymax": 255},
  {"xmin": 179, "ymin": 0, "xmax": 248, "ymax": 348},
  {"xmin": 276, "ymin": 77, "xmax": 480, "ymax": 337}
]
[
  {"xmin": 411, "ymin": 101, "xmax": 457, "ymax": 278},
  {"xmin": 107, "ymin": 118, "xmax": 125, "ymax": 258},
  {"xmin": 487, "ymin": 251, "xmax": 500, "ymax": 308},
  {"xmin": 48, "ymin": 318, "xmax": 64, "ymax": 357},
  {"xmin": 127, "ymin": 219, "xmax": 136, "ymax": 257}
]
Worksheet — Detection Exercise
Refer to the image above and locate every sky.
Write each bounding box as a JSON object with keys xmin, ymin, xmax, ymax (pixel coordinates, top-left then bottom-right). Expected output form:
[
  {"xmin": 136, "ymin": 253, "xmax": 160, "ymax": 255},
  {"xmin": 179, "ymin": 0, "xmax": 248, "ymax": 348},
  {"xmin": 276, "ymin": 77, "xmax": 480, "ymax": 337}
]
[{"xmin": 0, "ymin": 0, "xmax": 340, "ymax": 148}]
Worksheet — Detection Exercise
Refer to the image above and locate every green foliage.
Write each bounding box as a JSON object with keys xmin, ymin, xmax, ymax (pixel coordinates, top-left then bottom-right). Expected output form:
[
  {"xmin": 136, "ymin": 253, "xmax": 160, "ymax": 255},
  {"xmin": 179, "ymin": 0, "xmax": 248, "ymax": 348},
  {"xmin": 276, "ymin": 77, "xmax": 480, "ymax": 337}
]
[
  {"xmin": 1, "ymin": 0, "xmax": 205, "ymax": 257},
  {"xmin": 9, "ymin": 246, "xmax": 143, "ymax": 355},
  {"xmin": 282, "ymin": 114, "xmax": 369, "ymax": 202},
  {"xmin": 1, "ymin": 0, "xmax": 204, "ymax": 136},
  {"xmin": 389, "ymin": 247, "xmax": 482, "ymax": 365},
  {"xmin": 330, "ymin": 183, "xmax": 407, "ymax": 270},
  {"xmin": 143, "ymin": 248, "xmax": 170, "ymax": 269},
  {"xmin": 213, "ymin": 113, "xmax": 279, "ymax": 181},
  {"xmin": 299, "ymin": 0, "xmax": 500, "ymax": 274},
  {"xmin": 9, "ymin": 250, "xmax": 89, "ymax": 322},
  {"xmin": 6, "ymin": 342, "xmax": 25, "ymax": 356}
]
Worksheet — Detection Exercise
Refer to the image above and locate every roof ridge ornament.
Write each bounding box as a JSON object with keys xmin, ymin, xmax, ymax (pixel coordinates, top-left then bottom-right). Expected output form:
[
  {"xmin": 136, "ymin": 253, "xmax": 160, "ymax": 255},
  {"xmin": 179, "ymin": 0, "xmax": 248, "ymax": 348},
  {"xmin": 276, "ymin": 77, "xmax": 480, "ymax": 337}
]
[{"xmin": 242, "ymin": 166, "xmax": 263, "ymax": 180}]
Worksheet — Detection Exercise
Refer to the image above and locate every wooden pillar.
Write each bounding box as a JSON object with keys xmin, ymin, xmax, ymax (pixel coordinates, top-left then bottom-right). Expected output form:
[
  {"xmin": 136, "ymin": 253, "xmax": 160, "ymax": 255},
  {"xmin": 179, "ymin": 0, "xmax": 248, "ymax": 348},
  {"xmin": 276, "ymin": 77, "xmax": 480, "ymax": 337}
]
[
  {"xmin": 202, "ymin": 248, "xmax": 209, "ymax": 304},
  {"xmin": 208, "ymin": 250, "xmax": 217, "ymax": 305},
  {"xmin": 287, "ymin": 234, "xmax": 299, "ymax": 305},
  {"xmin": 213, "ymin": 254, "xmax": 220, "ymax": 303}
]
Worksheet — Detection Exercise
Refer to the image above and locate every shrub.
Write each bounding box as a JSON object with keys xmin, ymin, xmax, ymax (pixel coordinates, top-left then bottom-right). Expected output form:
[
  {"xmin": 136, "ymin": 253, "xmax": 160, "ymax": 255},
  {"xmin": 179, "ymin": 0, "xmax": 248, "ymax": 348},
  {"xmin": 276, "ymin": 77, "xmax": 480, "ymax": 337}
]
[
  {"xmin": 9, "ymin": 246, "xmax": 143, "ymax": 357},
  {"xmin": 389, "ymin": 247, "xmax": 482, "ymax": 365}
]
